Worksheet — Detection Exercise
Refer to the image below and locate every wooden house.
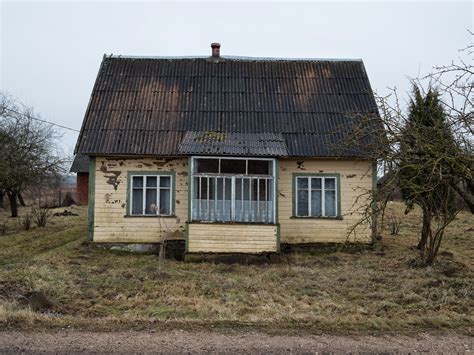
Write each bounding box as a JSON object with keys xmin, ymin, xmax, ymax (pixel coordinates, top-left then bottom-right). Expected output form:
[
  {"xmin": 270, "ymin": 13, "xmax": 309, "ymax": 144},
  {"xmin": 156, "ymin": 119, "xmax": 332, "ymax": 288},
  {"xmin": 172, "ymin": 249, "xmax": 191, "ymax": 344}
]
[{"xmin": 73, "ymin": 43, "xmax": 379, "ymax": 254}]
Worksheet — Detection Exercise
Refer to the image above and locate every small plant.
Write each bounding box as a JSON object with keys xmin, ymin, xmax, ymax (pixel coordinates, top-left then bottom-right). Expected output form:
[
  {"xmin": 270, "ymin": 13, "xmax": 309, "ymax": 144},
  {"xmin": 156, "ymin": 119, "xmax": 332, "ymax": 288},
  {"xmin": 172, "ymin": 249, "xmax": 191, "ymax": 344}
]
[
  {"xmin": 388, "ymin": 214, "xmax": 401, "ymax": 235},
  {"xmin": 19, "ymin": 213, "xmax": 32, "ymax": 231},
  {"xmin": 151, "ymin": 204, "xmax": 171, "ymax": 276},
  {"xmin": 32, "ymin": 207, "xmax": 52, "ymax": 227}
]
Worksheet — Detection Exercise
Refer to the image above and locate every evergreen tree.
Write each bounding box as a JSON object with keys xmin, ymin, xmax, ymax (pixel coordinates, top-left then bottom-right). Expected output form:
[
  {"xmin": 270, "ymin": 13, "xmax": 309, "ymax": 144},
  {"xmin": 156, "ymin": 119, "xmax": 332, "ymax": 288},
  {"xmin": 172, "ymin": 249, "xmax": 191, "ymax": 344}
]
[{"xmin": 399, "ymin": 86, "xmax": 459, "ymax": 264}]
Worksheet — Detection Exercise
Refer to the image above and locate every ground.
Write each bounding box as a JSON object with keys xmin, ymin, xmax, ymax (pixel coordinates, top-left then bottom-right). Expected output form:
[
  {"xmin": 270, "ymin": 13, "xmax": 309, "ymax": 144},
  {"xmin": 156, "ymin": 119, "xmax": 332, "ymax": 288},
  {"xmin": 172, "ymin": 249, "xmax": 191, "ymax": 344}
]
[
  {"xmin": 0, "ymin": 331, "xmax": 471, "ymax": 353},
  {"xmin": 0, "ymin": 202, "xmax": 472, "ymax": 350}
]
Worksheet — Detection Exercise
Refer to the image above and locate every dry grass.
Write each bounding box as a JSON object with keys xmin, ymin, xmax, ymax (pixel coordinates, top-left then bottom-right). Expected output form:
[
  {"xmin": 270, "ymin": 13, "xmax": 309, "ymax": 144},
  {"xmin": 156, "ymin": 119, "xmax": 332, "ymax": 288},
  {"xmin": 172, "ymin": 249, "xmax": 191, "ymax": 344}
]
[{"xmin": 0, "ymin": 202, "xmax": 472, "ymax": 334}]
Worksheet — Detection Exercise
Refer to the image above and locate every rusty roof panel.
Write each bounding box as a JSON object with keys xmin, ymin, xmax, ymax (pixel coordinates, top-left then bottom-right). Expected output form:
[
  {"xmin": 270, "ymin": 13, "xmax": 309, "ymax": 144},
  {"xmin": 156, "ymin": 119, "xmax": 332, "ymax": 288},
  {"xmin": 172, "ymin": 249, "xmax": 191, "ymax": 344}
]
[
  {"xmin": 75, "ymin": 56, "xmax": 379, "ymax": 157},
  {"xmin": 178, "ymin": 131, "xmax": 288, "ymax": 157}
]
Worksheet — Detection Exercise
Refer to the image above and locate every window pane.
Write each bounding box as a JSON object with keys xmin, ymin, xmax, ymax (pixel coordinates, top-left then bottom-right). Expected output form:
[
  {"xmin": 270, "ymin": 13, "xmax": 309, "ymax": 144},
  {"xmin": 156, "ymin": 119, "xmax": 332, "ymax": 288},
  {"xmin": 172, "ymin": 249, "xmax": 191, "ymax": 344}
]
[
  {"xmin": 160, "ymin": 189, "xmax": 171, "ymax": 215},
  {"xmin": 311, "ymin": 178, "xmax": 321, "ymax": 189},
  {"xmin": 208, "ymin": 177, "xmax": 215, "ymax": 199},
  {"xmin": 297, "ymin": 190, "xmax": 309, "ymax": 216},
  {"xmin": 220, "ymin": 159, "xmax": 246, "ymax": 174},
  {"xmin": 196, "ymin": 159, "xmax": 219, "ymax": 173},
  {"xmin": 258, "ymin": 179, "xmax": 267, "ymax": 200},
  {"xmin": 325, "ymin": 178, "xmax": 336, "ymax": 190},
  {"xmin": 311, "ymin": 190, "xmax": 322, "ymax": 216},
  {"xmin": 200, "ymin": 177, "xmax": 206, "ymax": 199},
  {"xmin": 145, "ymin": 189, "xmax": 157, "ymax": 214},
  {"xmin": 216, "ymin": 178, "xmax": 223, "ymax": 200},
  {"xmin": 160, "ymin": 176, "xmax": 171, "ymax": 187},
  {"xmin": 193, "ymin": 177, "xmax": 200, "ymax": 199},
  {"xmin": 132, "ymin": 188, "xmax": 143, "ymax": 214},
  {"xmin": 146, "ymin": 176, "xmax": 157, "ymax": 187},
  {"xmin": 297, "ymin": 178, "xmax": 308, "ymax": 189},
  {"xmin": 132, "ymin": 176, "xmax": 143, "ymax": 188},
  {"xmin": 252, "ymin": 178, "xmax": 259, "ymax": 200},
  {"xmin": 248, "ymin": 160, "xmax": 271, "ymax": 175},
  {"xmin": 325, "ymin": 190, "xmax": 336, "ymax": 216}
]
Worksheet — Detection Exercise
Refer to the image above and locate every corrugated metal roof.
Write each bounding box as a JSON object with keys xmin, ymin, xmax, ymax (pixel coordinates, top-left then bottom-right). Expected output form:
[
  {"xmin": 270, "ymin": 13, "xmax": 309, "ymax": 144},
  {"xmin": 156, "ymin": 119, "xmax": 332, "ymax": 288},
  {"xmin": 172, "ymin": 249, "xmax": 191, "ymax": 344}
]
[
  {"xmin": 70, "ymin": 154, "xmax": 89, "ymax": 173},
  {"xmin": 75, "ymin": 56, "xmax": 379, "ymax": 157},
  {"xmin": 178, "ymin": 131, "xmax": 288, "ymax": 156}
]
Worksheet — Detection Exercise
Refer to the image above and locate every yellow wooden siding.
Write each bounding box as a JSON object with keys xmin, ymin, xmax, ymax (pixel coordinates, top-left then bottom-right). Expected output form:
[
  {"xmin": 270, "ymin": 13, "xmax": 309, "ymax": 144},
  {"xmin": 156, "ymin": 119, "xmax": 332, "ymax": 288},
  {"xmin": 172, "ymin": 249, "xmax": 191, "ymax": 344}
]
[
  {"xmin": 187, "ymin": 223, "xmax": 278, "ymax": 253},
  {"xmin": 279, "ymin": 159, "xmax": 373, "ymax": 244},
  {"xmin": 93, "ymin": 157, "xmax": 188, "ymax": 243}
]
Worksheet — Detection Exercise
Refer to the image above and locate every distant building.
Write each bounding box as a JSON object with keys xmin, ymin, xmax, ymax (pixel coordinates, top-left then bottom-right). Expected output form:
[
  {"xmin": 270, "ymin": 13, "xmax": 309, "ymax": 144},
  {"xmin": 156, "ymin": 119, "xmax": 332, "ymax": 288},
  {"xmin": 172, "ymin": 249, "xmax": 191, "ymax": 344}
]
[{"xmin": 70, "ymin": 154, "xmax": 89, "ymax": 205}]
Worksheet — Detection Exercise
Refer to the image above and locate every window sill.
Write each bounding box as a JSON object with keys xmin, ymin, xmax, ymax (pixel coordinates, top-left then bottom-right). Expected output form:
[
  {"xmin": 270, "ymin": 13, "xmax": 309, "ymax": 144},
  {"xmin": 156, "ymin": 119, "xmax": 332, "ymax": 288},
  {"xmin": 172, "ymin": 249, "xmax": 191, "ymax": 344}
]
[
  {"xmin": 188, "ymin": 220, "xmax": 278, "ymax": 226},
  {"xmin": 124, "ymin": 214, "xmax": 177, "ymax": 218},
  {"xmin": 290, "ymin": 216, "xmax": 343, "ymax": 220}
]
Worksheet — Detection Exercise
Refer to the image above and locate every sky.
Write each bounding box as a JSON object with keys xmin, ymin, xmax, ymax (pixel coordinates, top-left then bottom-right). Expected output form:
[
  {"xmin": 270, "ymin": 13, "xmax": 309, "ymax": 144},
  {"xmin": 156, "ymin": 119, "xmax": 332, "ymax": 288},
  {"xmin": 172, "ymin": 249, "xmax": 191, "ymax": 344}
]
[{"xmin": 1, "ymin": 1, "xmax": 472, "ymax": 157}]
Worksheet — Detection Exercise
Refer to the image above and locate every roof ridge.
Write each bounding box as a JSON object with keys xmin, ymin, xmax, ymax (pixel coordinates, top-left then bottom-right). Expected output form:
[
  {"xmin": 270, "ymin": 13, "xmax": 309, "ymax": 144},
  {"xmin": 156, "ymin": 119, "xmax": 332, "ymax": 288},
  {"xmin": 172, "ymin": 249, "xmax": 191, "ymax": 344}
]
[{"xmin": 105, "ymin": 54, "xmax": 363, "ymax": 62}]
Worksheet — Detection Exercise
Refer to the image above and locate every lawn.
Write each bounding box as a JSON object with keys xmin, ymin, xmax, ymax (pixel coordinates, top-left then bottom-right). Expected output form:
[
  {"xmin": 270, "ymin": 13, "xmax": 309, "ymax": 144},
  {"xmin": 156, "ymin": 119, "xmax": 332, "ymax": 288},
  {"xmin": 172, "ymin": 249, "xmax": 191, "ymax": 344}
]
[{"xmin": 0, "ymin": 203, "xmax": 472, "ymax": 334}]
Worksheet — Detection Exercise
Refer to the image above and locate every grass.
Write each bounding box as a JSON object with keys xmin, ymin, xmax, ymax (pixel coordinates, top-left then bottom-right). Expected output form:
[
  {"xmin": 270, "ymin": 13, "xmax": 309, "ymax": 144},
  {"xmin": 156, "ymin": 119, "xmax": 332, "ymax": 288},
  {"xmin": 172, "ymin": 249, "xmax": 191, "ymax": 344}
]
[{"xmin": 0, "ymin": 202, "xmax": 472, "ymax": 334}]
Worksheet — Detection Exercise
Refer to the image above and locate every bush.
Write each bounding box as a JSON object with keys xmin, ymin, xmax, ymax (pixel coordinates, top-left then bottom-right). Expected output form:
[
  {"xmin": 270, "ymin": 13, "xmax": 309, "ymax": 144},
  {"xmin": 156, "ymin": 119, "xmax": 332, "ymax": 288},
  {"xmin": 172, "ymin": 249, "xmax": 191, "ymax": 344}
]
[
  {"xmin": 19, "ymin": 213, "xmax": 32, "ymax": 231},
  {"xmin": 32, "ymin": 207, "xmax": 51, "ymax": 227},
  {"xmin": 388, "ymin": 215, "xmax": 401, "ymax": 235}
]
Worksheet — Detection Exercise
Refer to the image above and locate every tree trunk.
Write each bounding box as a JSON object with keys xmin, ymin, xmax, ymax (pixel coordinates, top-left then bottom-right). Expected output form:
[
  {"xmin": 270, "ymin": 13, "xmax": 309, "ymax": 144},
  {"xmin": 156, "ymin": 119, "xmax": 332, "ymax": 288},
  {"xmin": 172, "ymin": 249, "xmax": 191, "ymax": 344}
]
[
  {"xmin": 18, "ymin": 193, "xmax": 26, "ymax": 207},
  {"xmin": 7, "ymin": 189, "xmax": 19, "ymax": 217},
  {"xmin": 418, "ymin": 207, "xmax": 431, "ymax": 259},
  {"xmin": 426, "ymin": 229, "xmax": 444, "ymax": 265}
]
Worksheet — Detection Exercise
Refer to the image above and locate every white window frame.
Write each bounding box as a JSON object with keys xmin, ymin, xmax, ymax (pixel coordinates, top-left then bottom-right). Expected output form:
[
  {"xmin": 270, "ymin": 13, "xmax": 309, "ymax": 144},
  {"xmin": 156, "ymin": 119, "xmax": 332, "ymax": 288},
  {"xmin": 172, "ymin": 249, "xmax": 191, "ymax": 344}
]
[
  {"xmin": 190, "ymin": 156, "xmax": 277, "ymax": 223},
  {"xmin": 295, "ymin": 176, "xmax": 338, "ymax": 217},
  {"xmin": 129, "ymin": 174, "xmax": 173, "ymax": 216}
]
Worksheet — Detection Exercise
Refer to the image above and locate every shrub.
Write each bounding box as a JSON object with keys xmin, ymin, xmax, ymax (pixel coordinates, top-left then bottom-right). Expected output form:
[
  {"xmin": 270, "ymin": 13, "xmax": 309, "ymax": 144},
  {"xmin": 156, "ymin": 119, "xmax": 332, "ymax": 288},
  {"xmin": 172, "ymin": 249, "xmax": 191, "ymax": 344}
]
[
  {"xmin": 19, "ymin": 213, "xmax": 32, "ymax": 231},
  {"xmin": 32, "ymin": 207, "xmax": 51, "ymax": 227},
  {"xmin": 388, "ymin": 215, "xmax": 401, "ymax": 235}
]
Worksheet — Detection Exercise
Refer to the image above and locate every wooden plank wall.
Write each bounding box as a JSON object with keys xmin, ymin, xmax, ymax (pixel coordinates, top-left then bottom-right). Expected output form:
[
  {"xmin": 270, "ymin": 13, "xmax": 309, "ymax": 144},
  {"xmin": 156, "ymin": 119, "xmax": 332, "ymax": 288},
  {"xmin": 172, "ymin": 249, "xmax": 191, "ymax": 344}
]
[
  {"xmin": 187, "ymin": 223, "xmax": 278, "ymax": 253},
  {"xmin": 279, "ymin": 159, "xmax": 373, "ymax": 244},
  {"xmin": 92, "ymin": 156, "xmax": 372, "ymax": 247},
  {"xmin": 93, "ymin": 157, "xmax": 188, "ymax": 243}
]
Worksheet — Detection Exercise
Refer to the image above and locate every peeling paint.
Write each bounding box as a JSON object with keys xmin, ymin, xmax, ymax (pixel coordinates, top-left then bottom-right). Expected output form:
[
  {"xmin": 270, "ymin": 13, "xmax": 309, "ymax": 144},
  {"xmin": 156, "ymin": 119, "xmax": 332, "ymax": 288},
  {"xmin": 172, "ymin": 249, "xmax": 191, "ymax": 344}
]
[
  {"xmin": 152, "ymin": 160, "xmax": 167, "ymax": 168},
  {"xmin": 178, "ymin": 171, "xmax": 188, "ymax": 177},
  {"xmin": 346, "ymin": 174, "xmax": 357, "ymax": 178},
  {"xmin": 100, "ymin": 162, "xmax": 123, "ymax": 190},
  {"xmin": 296, "ymin": 160, "xmax": 305, "ymax": 170}
]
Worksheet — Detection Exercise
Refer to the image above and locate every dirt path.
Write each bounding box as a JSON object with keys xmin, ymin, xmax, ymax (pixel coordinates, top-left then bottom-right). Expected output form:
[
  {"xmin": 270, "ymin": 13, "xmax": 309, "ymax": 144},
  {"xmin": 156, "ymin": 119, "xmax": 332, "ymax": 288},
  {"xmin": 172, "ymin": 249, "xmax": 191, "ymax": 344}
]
[{"xmin": 0, "ymin": 331, "xmax": 471, "ymax": 353}]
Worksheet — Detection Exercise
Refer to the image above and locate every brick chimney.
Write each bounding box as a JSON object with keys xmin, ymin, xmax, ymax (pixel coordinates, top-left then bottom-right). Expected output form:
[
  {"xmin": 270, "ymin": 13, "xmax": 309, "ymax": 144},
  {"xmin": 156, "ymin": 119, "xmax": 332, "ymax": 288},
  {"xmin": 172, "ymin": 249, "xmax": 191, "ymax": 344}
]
[{"xmin": 211, "ymin": 42, "xmax": 221, "ymax": 58}]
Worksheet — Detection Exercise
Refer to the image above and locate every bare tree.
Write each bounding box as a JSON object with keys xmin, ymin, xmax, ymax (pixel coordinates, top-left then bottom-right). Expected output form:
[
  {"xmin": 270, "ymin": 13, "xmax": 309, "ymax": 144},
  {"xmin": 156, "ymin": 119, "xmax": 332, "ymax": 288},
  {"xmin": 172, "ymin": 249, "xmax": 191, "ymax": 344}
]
[
  {"xmin": 340, "ymin": 37, "xmax": 473, "ymax": 265},
  {"xmin": 0, "ymin": 92, "xmax": 66, "ymax": 217}
]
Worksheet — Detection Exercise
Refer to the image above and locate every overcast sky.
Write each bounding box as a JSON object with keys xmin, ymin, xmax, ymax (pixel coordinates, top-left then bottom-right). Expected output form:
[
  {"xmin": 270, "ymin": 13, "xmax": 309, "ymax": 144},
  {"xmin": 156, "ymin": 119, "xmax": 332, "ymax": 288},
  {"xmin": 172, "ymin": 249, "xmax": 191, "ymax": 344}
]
[{"xmin": 1, "ymin": 1, "xmax": 472, "ymax": 156}]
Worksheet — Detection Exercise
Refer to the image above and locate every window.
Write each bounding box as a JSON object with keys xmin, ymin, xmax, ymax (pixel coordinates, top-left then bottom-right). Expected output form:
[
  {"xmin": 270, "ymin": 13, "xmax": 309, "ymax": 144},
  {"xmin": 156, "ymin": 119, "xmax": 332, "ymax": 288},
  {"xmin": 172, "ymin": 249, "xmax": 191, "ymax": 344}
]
[
  {"xmin": 191, "ymin": 157, "xmax": 276, "ymax": 223},
  {"xmin": 295, "ymin": 176, "xmax": 338, "ymax": 217},
  {"xmin": 130, "ymin": 174, "xmax": 173, "ymax": 216}
]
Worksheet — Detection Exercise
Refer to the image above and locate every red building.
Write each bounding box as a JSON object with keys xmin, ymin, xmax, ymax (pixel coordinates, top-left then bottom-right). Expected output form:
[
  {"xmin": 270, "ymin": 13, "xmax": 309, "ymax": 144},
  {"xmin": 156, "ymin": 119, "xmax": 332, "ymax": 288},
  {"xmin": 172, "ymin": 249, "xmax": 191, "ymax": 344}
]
[{"xmin": 70, "ymin": 154, "xmax": 89, "ymax": 205}]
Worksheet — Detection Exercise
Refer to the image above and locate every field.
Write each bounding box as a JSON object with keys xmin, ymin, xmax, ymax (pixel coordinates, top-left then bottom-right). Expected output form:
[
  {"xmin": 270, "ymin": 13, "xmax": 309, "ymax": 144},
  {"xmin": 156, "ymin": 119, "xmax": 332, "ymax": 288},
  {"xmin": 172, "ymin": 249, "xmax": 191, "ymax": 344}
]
[{"xmin": 0, "ymin": 203, "xmax": 472, "ymax": 334}]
